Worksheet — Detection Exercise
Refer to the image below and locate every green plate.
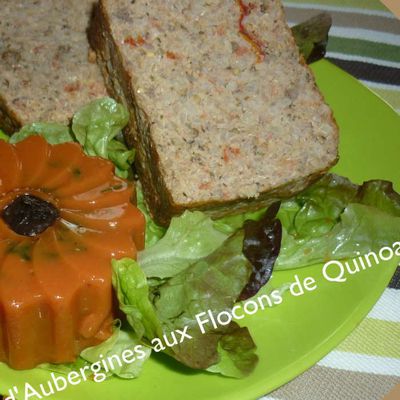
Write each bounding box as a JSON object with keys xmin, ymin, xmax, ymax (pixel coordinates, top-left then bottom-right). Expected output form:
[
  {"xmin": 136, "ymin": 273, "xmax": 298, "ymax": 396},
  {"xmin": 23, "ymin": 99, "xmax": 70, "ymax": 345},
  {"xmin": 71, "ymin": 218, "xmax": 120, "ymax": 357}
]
[{"xmin": 1, "ymin": 60, "xmax": 399, "ymax": 399}]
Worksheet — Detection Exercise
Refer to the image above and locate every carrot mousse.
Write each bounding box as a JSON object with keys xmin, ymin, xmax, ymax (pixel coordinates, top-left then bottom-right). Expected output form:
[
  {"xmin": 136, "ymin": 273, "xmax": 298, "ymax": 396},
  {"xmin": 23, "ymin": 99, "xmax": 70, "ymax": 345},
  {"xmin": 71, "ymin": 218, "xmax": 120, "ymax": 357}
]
[{"xmin": 0, "ymin": 136, "xmax": 145, "ymax": 370}]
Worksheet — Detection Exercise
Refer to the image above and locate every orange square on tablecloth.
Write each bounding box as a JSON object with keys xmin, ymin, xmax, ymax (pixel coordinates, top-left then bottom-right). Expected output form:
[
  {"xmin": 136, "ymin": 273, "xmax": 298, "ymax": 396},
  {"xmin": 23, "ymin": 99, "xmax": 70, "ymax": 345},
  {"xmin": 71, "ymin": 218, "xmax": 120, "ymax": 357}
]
[
  {"xmin": 380, "ymin": 0, "xmax": 400, "ymax": 18},
  {"xmin": 384, "ymin": 384, "xmax": 400, "ymax": 400}
]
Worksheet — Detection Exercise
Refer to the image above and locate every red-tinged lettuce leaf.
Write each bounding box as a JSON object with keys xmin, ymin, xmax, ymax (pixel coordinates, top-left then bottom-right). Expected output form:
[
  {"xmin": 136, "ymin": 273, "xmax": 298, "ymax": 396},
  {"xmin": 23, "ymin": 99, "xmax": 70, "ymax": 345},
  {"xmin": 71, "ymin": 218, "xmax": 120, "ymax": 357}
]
[
  {"xmin": 112, "ymin": 231, "xmax": 259, "ymax": 377},
  {"xmin": 152, "ymin": 230, "xmax": 257, "ymax": 376},
  {"xmin": 291, "ymin": 12, "xmax": 332, "ymax": 64},
  {"xmin": 112, "ymin": 203, "xmax": 304, "ymax": 377},
  {"xmin": 169, "ymin": 321, "xmax": 257, "ymax": 378},
  {"xmin": 207, "ymin": 323, "xmax": 258, "ymax": 378},
  {"xmin": 356, "ymin": 180, "xmax": 400, "ymax": 216},
  {"xmin": 238, "ymin": 202, "xmax": 282, "ymax": 301}
]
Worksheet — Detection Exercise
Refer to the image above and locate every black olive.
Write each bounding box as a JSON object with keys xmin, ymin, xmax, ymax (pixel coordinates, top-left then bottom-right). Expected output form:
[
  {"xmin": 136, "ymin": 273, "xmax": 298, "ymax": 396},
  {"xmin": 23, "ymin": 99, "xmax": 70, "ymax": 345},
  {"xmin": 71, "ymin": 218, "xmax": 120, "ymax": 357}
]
[{"xmin": 2, "ymin": 194, "xmax": 60, "ymax": 237}]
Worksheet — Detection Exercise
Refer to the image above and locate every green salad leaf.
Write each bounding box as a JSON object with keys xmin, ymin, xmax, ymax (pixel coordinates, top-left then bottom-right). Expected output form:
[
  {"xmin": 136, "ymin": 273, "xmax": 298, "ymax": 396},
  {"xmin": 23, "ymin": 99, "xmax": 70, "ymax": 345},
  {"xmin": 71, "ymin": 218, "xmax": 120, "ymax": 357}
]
[
  {"xmin": 139, "ymin": 211, "xmax": 228, "ymax": 279},
  {"xmin": 357, "ymin": 180, "xmax": 400, "ymax": 216},
  {"xmin": 9, "ymin": 122, "xmax": 73, "ymax": 144},
  {"xmin": 80, "ymin": 326, "xmax": 151, "ymax": 379},
  {"xmin": 136, "ymin": 184, "xmax": 166, "ymax": 247},
  {"xmin": 107, "ymin": 139, "xmax": 135, "ymax": 175},
  {"xmin": 8, "ymin": 97, "xmax": 134, "ymax": 178},
  {"xmin": 276, "ymin": 174, "xmax": 400, "ymax": 269},
  {"xmin": 213, "ymin": 208, "xmax": 267, "ymax": 235},
  {"xmin": 39, "ymin": 323, "xmax": 151, "ymax": 380},
  {"xmin": 112, "ymin": 258, "xmax": 163, "ymax": 340},
  {"xmin": 280, "ymin": 174, "xmax": 358, "ymax": 238},
  {"xmin": 0, "ymin": 129, "xmax": 10, "ymax": 142},
  {"xmin": 72, "ymin": 98, "xmax": 133, "ymax": 178},
  {"xmin": 38, "ymin": 356, "xmax": 89, "ymax": 376}
]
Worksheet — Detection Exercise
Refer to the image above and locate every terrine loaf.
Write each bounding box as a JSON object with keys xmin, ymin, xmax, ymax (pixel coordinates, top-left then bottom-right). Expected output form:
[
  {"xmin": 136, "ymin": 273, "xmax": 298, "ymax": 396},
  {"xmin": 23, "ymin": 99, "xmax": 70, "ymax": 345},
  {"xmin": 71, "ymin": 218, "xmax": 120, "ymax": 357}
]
[
  {"xmin": 89, "ymin": 0, "xmax": 339, "ymax": 225},
  {"xmin": 0, "ymin": 0, "xmax": 107, "ymax": 134}
]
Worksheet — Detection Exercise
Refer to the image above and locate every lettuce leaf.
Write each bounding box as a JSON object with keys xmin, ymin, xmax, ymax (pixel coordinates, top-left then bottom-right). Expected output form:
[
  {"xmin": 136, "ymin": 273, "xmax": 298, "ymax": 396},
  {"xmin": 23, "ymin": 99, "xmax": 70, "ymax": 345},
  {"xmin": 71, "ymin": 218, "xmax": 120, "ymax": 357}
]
[
  {"xmin": 9, "ymin": 123, "xmax": 73, "ymax": 144},
  {"xmin": 38, "ymin": 356, "xmax": 89, "ymax": 376},
  {"xmin": 136, "ymin": 184, "xmax": 166, "ymax": 247},
  {"xmin": 39, "ymin": 323, "xmax": 151, "ymax": 379},
  {"xmin": 0, "ymin": 129, "xmax": 9, "ymax": 142},
  {"xmin": 213, "ymin": 208, "xmax": 267, "ymax": 235},
  {"xmin": 206, "ymin": 325, "xmax": 259, "ymax": 378},
  {"xmin": 71, "ymin": 98, "xmax": 133, "ymax": 178},
  {"xmin": 276, "ymin": 174, "xmax": 400, "ymax": 269},
  {"xmin": 8, "ymin": 98, "xmax": 134, "ymax": 179},
  {"xmin": 112, "ymin": 258, "xmax": 163, "ymax": 340},
  {"xmin": 107, "ymin": 139, "xmax": 135, "ymax": 175},
  {"xmin": 80, "ymin": 326, "xmax": 151, "ymax": 379},
  {"xmin": 357, "ymin": 180, "xmax": 400, "ymax": 216},
  {"xmin": 139, "ymin": 211, "xmax": 228, "ymax": 279},
  {"xmin": 151, "ymin": 230, "xmax": 256, "ymax": 376},
  {"xmin": 238, "ymin": 202, "xmax": 282, "ymax": 300},
  {"xmin": 112, "ymin": 234, "xmax": 258, "ymax": 378}
]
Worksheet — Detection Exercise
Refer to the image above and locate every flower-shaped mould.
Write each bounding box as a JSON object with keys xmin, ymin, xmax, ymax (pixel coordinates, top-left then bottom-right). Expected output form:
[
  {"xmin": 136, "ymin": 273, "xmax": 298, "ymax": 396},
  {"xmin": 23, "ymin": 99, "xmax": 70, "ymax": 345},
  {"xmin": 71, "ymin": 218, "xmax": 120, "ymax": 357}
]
[{"xmin": 0, "ymin": 136, "xmax": 145, "ymax": 370}]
